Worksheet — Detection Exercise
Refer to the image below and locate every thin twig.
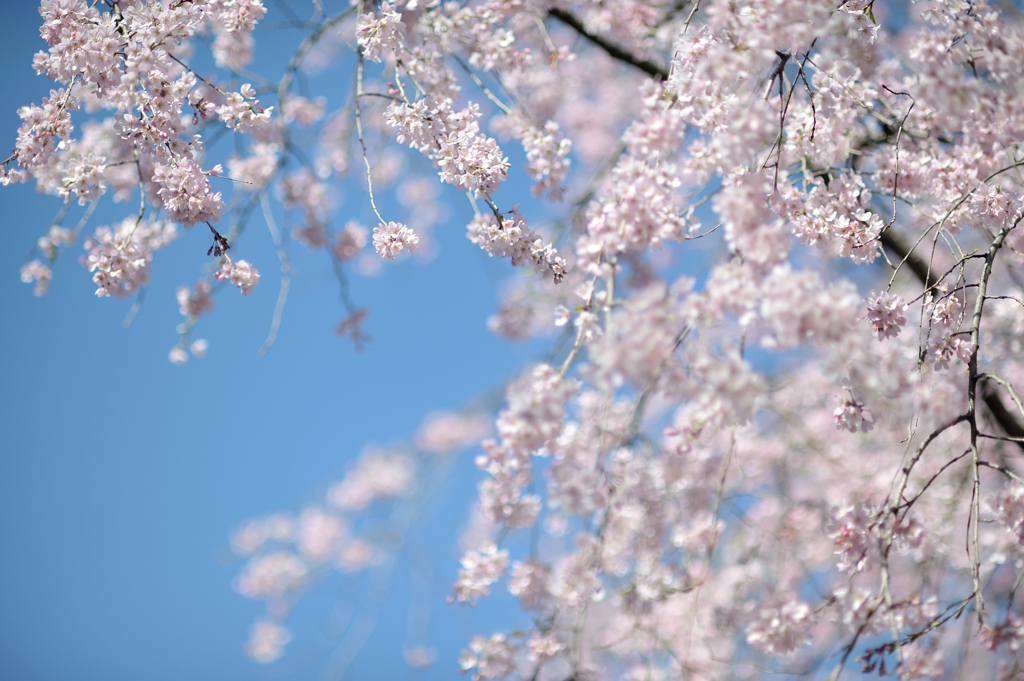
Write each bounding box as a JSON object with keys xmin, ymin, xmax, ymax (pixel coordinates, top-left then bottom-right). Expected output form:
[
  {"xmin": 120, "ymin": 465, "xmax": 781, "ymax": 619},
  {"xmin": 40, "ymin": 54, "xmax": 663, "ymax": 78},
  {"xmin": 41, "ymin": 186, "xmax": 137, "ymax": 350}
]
[{"xmin": 257, "ymin": 192, "xmax": 291, "ymax": 357}]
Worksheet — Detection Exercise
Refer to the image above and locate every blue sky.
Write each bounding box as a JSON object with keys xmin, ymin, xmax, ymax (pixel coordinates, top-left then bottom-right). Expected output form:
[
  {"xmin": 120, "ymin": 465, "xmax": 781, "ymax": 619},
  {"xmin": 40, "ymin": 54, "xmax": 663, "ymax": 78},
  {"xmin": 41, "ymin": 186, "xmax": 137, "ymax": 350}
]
[{"xmin": 0, "ymin": 3, "xmax": 539, "ymax": 679}]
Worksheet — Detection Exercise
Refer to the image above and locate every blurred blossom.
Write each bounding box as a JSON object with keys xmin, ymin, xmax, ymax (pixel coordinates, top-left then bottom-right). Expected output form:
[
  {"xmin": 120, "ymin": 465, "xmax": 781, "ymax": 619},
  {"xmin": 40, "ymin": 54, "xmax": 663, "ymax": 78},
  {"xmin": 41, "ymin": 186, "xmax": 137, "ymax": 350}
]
[
  {"xmin": 244, "ymin": 620, "xmax": 291, "ymax": 664},
  {"xmin": 327, "ymin": 448, "xmax": 415, "ymax": 511},
  {"xmin": 337, "ymin": 538, "xmax": 376, "ymax": 573},
  {"xmin": 233, "ymin": 551, "xmax": 308, "ymax": 600},
  {"xmin": 403, "ymin": 645, "xmax": 437, "ymax": 668},
  {"xmin": 415, "ymin": 412, "xmax": 490, "ymax": 455},
  {"xmin": 296, "ymin": 508, "xmax": 346, "ymax": 563}
]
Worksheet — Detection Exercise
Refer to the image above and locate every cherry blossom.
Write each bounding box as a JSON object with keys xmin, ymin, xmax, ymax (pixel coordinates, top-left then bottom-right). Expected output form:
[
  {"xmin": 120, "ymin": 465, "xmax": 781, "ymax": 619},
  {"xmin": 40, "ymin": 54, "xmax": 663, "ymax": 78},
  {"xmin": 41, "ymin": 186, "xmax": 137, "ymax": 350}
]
[
  {"xmin": 214, "ymin": 257, "xmax": 260, "ymax": 296},
  {"xmin": 80, "ymin": 217, "xmax": 177, "ymax": 298},
  {"xmin": 745, "ymin": 598, "xmax": 814, "ymax": 656},
  {"xmin": 244, "ymin": 620, "xmax": 291, "ymax": 664},
  {"xmin": 452, "ymin": 542, "xmax": 509, "ymax": 605},
  {"xmin": 372, "ymin": 221, "xmax": 419, "ymax": 260},
  {"xmin": 867, "ymin": 290, "xmax": 910, "ymax": 340}
]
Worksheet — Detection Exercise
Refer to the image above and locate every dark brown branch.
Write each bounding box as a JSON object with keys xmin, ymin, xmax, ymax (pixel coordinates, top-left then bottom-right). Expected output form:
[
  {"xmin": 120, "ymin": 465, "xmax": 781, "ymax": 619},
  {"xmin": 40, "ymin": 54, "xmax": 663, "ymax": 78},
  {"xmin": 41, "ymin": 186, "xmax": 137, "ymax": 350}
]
[
  {"xmin": 881, "ymin": 228, "xmax": 1024, "ymax": 453},
  {"xmin": 981, "ymin": 384, "xmax": 1024, "ymax": 444},
  {"xmin": 547, "ymin": 8, "xmax": 669, "ymax": 81},
  {"xmin": 879, "ymin": 229, "xmax": 940, "ymax": 289}
]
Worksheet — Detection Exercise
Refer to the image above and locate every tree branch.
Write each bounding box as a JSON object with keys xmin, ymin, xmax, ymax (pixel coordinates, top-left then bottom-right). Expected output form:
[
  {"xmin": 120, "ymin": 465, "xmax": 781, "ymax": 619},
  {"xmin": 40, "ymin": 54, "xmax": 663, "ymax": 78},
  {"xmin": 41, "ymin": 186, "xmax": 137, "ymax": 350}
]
[
  {"xmin": 881, "ymin": 229, "xmax": 1024, "ymax": 453},
  {"xmin": 547, "ymin": 8, "xmax": 669, "ymax": 81},
  {"xmin": 879, "ymin": 229, "xmax": 939, "ymax": 289}
]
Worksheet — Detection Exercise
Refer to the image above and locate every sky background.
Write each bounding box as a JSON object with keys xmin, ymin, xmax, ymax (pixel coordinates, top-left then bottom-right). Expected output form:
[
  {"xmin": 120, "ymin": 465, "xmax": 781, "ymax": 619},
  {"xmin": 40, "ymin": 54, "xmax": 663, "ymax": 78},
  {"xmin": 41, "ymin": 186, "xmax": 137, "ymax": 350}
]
[{"xmin": 0, "ymin": 3, "xmax": 545, "ymax": 679}]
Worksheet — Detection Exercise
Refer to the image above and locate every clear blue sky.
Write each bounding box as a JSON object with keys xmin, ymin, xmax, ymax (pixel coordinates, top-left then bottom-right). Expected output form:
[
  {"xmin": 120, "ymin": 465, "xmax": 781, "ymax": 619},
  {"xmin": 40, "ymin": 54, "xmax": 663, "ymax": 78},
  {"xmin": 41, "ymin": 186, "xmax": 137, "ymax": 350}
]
[{"xmin": 0, "ymin": 3, "xmax": 537, "ymax": 679}]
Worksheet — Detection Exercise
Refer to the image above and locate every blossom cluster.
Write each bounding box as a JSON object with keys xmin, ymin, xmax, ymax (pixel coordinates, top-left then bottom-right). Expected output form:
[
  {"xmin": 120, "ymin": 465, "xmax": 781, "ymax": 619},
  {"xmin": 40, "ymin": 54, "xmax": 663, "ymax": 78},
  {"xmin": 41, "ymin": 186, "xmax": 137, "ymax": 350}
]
[
  {"xmin": 80, "ymin": 217, "xmax": 177, "ymax": 298},
  {"xmin": 466, "ymin": 211, "xmax": 567, "ymax": 283},
  {"xmin": 10, "ymin": 0, "xmax": 268, "ymax": 320}
]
